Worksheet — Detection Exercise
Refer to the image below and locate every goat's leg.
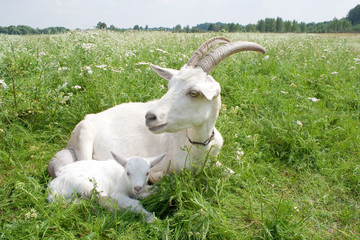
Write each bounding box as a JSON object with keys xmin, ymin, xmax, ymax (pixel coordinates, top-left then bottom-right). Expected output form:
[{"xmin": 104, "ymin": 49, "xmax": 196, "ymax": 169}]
[
  {"xmin": 48, "ymin": 148, "xmax": 76, "ymax": 178},
  {"xmin": 110, "ymin": 193, "xmax": 155, "ymax": 222},
  {"xmin": 67, "ymin": 120, "xmax": 95, "ymax": 160}
]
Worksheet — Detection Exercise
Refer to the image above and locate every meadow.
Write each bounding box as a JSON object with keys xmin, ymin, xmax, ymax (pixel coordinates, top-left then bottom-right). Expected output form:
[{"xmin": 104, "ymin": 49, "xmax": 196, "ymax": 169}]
[{"xmin": 0, "ymin": 31, "xmax": 359, "ymax": 239}]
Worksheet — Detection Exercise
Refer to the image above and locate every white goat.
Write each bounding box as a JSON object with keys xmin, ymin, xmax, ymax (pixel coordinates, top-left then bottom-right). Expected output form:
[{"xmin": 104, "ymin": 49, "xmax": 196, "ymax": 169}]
[
  {"xmin": 47, "ymin": 153, "xmax": 166, "ymax": 222},
  {"xmin": 48, "ymin": 37, "xmax": 266, "ymax": 182}
]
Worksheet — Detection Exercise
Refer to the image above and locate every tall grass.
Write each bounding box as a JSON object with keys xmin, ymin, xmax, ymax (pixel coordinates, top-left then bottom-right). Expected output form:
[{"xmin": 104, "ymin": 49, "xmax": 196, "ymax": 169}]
[{"xmin": 0, "ymin": 31, "xmax": 359, "ymax": 239}]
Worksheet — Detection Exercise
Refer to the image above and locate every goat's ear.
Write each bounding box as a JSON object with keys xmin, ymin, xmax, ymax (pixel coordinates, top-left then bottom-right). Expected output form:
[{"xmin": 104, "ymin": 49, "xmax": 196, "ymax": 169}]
[
  {"xmin": 149, "ymin": 153, "xmax": 166, "ymax": 168},
  {"xmin": 197, "ymin": 82, "xmax": 221, "ymax": 100},
  {"xmin": 111, "ymin": 152, "xmax": 127, "ymax": 167},
  {"xmin": 150, "ymin": 64, "xmax": 179, "ymax": 81}
]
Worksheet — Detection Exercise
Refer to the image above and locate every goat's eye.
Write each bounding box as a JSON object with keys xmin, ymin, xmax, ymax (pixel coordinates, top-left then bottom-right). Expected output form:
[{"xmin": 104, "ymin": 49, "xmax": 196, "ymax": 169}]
[
  {"xmin": 127, "ymin": 172, "xmax": 130, "ymax": 176},
  {"xmin": 146, "ymin": 172, "xmax": 149, "ymax": 176},
  {"xmin": 188, "ymin": 90, "xmax": 200, "ymax": 98}
]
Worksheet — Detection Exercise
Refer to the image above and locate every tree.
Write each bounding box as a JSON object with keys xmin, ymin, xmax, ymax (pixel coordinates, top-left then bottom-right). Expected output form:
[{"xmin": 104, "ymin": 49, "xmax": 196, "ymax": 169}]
[
  {"xmin": 257, "ymin": 20, "xmax": 265, "ymax": 32},
  {"xmin": 133, "ymin": 25, "xmax": 140, "ymax": 31},
  {"xmin": 184, "ymin": 25, "xmax": 190, "ymax": 33},
  {"xmin": 347, "ymin": 4, "xmax": 360, "ymax": 25},
  {"xmin": 291, "ymin": 20, "xmax": 300, "ymax": 32},
  {"xmin": 340, "ymin": 19, "xmax": 352, "ymax": 32},
  {"xmin": 173, "ymin": 24, "xmax": 182, "ymax": 32},
  {"xmin": 300, "ymin": 22, "xmax": 306, "ymax": 33},
  {"xmin": 284, "ymin": 20, "xmax": 292, "ymax": 32},
  {"xmin": 265, "ymin": 18, "xmax": 276, "ymax": 32},
  {"xmin": 207, "ymin": 23, "xmax": 219, "ymax": 32},
  {"xmin": 96, "ymin": 22, "xmax": 107, "ymax": 29},
  {"xmin": 276, "ymin": 17, "xmax": 285, "ymax": 33},
  {"xmin": 245, "ymin": 24, "xmax": 256, "ymax": 32}
]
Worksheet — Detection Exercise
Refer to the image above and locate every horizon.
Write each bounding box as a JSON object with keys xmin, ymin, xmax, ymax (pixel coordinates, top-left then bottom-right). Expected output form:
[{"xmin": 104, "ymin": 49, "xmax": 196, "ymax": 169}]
[{"xmin": 1, "ymin": 0, "xmax": 359, "ymax": 30}]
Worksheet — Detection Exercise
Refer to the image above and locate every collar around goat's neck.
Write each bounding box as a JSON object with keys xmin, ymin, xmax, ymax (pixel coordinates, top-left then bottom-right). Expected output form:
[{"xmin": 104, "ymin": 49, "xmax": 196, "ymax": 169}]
[{"xmin": 186, "ymin": 130, "xmax": 215, "ymax": 147}]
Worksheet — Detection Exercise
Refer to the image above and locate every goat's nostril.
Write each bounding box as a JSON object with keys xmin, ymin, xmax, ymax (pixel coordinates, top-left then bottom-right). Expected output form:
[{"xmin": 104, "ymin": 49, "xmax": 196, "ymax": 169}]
[
  {"xmin": 145, "ymin": 112, "xmax": 157, "ymax": 122},
  {"xmin": 134, "ymin": 186, "xmax": 142, "ymax": 192}
]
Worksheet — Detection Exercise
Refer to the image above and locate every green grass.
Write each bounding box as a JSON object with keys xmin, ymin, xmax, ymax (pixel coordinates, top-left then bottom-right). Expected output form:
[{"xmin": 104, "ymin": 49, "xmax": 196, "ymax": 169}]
[{"xmin": 0, "ymin": 31, "xmax": 359, "ymax": 239}]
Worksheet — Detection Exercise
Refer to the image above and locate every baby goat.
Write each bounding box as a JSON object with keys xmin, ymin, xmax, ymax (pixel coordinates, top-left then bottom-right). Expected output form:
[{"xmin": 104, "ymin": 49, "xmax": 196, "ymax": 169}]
[{"xmin": 47, "ymin": 152, "xmax": 166, "ymax": 222}]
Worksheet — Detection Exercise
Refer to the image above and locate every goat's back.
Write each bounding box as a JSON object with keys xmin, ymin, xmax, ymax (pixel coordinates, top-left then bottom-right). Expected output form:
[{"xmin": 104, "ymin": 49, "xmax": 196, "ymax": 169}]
[{"xmin": 47, "ymin": 160, "xmax": 123, "ymax": 202}]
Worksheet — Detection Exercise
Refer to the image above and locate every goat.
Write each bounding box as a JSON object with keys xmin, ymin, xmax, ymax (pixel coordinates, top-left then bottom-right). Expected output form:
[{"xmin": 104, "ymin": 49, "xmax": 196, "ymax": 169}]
[
  {"xmin": 47, "ymin": 153, "xmax": 166, "ymax": 222},
  {"xmin": 48, "ymin": 36, "xmax": 266, "ymax": 182}
]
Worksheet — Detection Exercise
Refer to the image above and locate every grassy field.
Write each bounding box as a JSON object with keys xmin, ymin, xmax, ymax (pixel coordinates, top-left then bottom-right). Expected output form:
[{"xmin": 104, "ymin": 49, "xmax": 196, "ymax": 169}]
[{"xmin": 0, "ymin": 31, "xmax": 359, "ymax": 239}]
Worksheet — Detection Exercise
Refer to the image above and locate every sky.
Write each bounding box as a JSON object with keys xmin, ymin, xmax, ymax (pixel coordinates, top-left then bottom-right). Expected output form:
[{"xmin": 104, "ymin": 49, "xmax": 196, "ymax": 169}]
[{"xmin": 0, "ymin": 0, "xmax": 359, "ymax": 30}]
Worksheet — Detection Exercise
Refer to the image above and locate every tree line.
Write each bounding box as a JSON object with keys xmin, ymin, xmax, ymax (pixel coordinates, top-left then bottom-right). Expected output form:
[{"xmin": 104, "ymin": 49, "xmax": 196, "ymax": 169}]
[
  {"xmin": 184, "ymin": 17, "xmax": 356, "ymax": 33},
  {"xmin": 1, "ymin": 5, "xmax": 359, "ymax": 35},
  {"xmin": 107, "ymin": 4, "xmax": 360, "ymax": 33},
  {"xmin": 0, "ymin": 25, "xmax": 70, "ymax": 35}
]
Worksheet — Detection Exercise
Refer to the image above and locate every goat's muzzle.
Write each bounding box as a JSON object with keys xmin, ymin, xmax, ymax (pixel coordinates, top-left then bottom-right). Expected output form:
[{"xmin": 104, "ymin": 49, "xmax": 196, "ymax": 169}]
[
  {"xmin": 145, "ymin": 112, "xmax": 157, "ymax": 125},
  {"xmin": 134, "ymin": 186, "xmax": 143, "ymax": 194},
  {"xmin": 145, "ymin": 111, "xmax": 168, "ymax": 132}
]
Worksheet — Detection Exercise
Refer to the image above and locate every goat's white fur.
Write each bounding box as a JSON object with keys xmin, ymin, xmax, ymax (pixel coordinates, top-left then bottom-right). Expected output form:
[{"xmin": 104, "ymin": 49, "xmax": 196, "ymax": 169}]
[
  {"xmin": 49, "ymin": 65, "xmax": 223, "ymax": 183},
  {"xmin": 48, "ymin": 38, "xmax": 265, "ymax": 182},
  {"xmin": 47, "ymin": 153, "xmax": 166, "ymax": 222}
]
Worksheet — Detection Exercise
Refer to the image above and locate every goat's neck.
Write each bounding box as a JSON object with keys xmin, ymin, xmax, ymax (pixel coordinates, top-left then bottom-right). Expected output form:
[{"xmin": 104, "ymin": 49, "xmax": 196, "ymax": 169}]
[{"xmin": 186, "ymin": 97, "xmax": 220, "ymax": 145}]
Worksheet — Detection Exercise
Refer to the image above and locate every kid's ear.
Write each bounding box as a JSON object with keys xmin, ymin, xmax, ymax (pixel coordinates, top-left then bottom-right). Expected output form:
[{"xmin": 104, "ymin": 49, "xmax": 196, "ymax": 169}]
[
  {"xmin": 111, "ymin": 152, "xmax": 127, "ymax": 167},
  {"xmin": 150, "ymin": 64, "xmax": 179, "ymax": 81},
  {"xmin": 149, "ymin": 153, "xmax": 166, "ymax": 168},
  {"xmin": 197, "ymin": 82, "xmax": 221, "ymax": 100}
]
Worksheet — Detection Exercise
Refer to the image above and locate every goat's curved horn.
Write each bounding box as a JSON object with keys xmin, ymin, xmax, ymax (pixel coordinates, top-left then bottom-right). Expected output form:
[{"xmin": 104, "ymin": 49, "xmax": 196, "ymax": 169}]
[
  {"xmin": 196, "ymin": 41, "xmax": 266, "ymax": 74},
  {"xmin": 187, "ymin": 36, "xmax": 230, "ymax": 67}
]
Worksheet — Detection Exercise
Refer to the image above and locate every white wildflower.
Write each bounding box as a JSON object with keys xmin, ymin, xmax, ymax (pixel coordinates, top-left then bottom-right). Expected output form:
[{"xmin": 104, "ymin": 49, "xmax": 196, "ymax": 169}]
[
  {"xmin": 236, "ymin": 147, "xmax": 244, "ymax": 161},
  {"xmin": 25, "ymin": 209, "xmax": 38, "ymax": 219},
  {"xmin": 16, "ymin": 181, "xmax": 25, "ymax": 189},
  {"xmin": 84, "ymin": 66, "xmax": 92, "ymax": 75},
  {"xmin": 25, "ymin": 212, "xmax": 31, "ymax": 219},
  {"xmin": 353, "ymin": 58, "xmax": 360, "ymax": 62},
  {"xmin": 216, "ymin": 161, "xmax": 235, "ymax": 175},
  {"xmin": 263, "ymin": 55, "xmax": 270, "ymax": 60},
  {"xmin": 135, "ymin": 62, "xmax": 150, "ymax": 66},
  {"xmin": 0, "ymin": 128, "xmax": 4, "ymax": 133},
  {"xmin": 308, "ymin": 97, "xmax": 320, "ymax": 102},
  {"xmin": 297, "ymin": 120, "xmax": 303, "ymax": 128},
  {"xmin": 0, "ymin": 80, "xmax": 8, "ymax": 88},
  {"xmin": 58, "ymin": 67, "xmax": 69, "ymax": 72},
  {"xmin": 294, "ymin": 206, "xmax": 299, "ymax": 212},
  {"xmin": 82, "ymin": 43, "xmax": 96, "ymax": 51},
  {"xmin": 125, "ymin": 51, "xmax": 136, "ymax": 57},
  {"xmin": 111, "ymin": 67, "xmax": 123, "ymax": 73},
  {"xmin": 156, "ymin": 48, "xmax": 168, "ymax": 54},
  {"xmin": 331, "ymin": 72, "xmax": 338, "ymax": 75},
  {"xmin": 72, "ymin": 85, "xmax": 81, "ymax": 90},
  {"xmin": 95, "ymin": 64, "xmax": 107, "ymax": 70},
  {"xmin": 61, "ymin": 82, "xmax": 68, "ymax": 88},
  {"xmin": 38, "ymin": 51, "xmax": 46, "ymax": 57},
  {"xmin": 280, "ymin": 91, "xmax": 288, "ymax": 95},
  {"xmin": 29, "ymin": 146, "xmax": 39, "ymax": 152}
]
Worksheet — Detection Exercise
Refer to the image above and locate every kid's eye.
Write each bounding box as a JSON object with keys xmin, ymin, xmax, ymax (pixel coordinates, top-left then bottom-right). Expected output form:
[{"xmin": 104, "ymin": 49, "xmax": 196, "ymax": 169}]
[
  {"xmin": 127, "ymin": 172, "xmax": 130, "ymax": 176},
  {"xmin": 188, "ymin": 90, "xmax": 200, "ymax": 98}
]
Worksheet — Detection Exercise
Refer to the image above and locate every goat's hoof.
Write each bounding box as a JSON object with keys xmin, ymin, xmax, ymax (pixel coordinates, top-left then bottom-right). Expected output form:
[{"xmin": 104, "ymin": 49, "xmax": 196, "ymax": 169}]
[{"xmin": 145, "ymin": 214, "xmax": 157, "ymax": 223}]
